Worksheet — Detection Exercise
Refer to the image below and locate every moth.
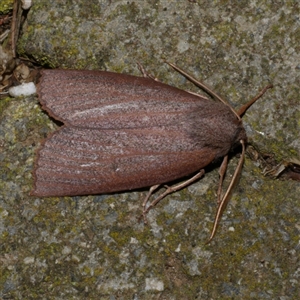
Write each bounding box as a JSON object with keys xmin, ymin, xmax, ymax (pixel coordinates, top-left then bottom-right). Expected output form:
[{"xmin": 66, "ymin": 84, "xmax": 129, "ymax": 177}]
[{"xmin": 31, "ymin": 63, "xmax": 272, "ymax": 241}]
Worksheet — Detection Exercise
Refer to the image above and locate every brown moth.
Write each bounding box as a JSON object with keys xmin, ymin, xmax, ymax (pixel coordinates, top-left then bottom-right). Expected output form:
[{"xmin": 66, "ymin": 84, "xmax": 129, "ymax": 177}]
[{"xmin": 31, "ymin": 63, "xmax": 272, "ymax": 241}]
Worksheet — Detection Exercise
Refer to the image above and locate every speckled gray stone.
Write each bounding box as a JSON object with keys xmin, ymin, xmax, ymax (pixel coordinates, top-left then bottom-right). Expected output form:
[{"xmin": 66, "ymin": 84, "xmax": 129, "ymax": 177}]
[{"xmin": 1, "ymin": 1, "xmax": 300, "ymax": 299}]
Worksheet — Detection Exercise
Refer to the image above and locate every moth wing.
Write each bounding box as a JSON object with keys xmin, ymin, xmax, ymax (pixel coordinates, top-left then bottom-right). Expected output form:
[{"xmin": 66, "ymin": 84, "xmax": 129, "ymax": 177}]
[
  {"xmin": 32, "ymin": 126, "xmax": 216, "ymax": 197},
  {"xmin": 38, "ymin": 69, "xmax": 213, "ymax": 129}
]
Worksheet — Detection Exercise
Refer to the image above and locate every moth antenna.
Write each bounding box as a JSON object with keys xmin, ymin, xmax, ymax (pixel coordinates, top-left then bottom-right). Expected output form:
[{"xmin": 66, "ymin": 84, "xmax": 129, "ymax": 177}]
[
  {"xmin": 166, "ymin": 62, "xmax": 241, "ymax": 120},
  {"xmin": 207, "ymin": 140, "xmax": 246, "ymax": 243},
  {"xmin": 237, "ymin": 84, "xmax": 273, "ymax": 117}
]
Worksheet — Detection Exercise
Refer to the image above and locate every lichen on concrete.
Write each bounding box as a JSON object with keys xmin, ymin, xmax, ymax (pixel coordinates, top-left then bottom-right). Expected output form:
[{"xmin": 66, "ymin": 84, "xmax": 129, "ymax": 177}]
[
  {"xmin": 1, "ymin": 0, "xmax": 300, "ymax": 299},
  {"xmin": 0, "ymin": 0, "xmax": 13, "ymax": 14}
]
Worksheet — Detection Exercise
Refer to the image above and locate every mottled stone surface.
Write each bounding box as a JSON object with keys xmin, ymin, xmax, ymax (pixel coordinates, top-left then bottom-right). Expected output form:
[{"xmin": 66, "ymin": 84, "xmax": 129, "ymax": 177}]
[
  {"xmin": 0, "ymin": 0, "xmax": 13, "ymax": 14},
  {"xmin": 1, "ymin": 1, "xmax": 300, "ymax": 299}
]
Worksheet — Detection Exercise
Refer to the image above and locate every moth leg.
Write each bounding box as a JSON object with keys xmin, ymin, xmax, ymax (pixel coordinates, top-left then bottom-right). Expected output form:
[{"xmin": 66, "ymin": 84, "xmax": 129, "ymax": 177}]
[
  {"xmin": 217, "ymin": 155, "xmax": 229, "ymax": 204},
  {"xmin": 141, "ymin": 169, "xmax": 205, "ymax": 222},
  {"xmin": 137, "ymin": 62, "xmax": 160, "ymax": 81},
  {"xmin": 141, "ymin": 184, "xmax": 160, "ymax": 223},
  {"xmin": 207, "ymin": 140, "xmax": 246, "ymax": 243}
]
